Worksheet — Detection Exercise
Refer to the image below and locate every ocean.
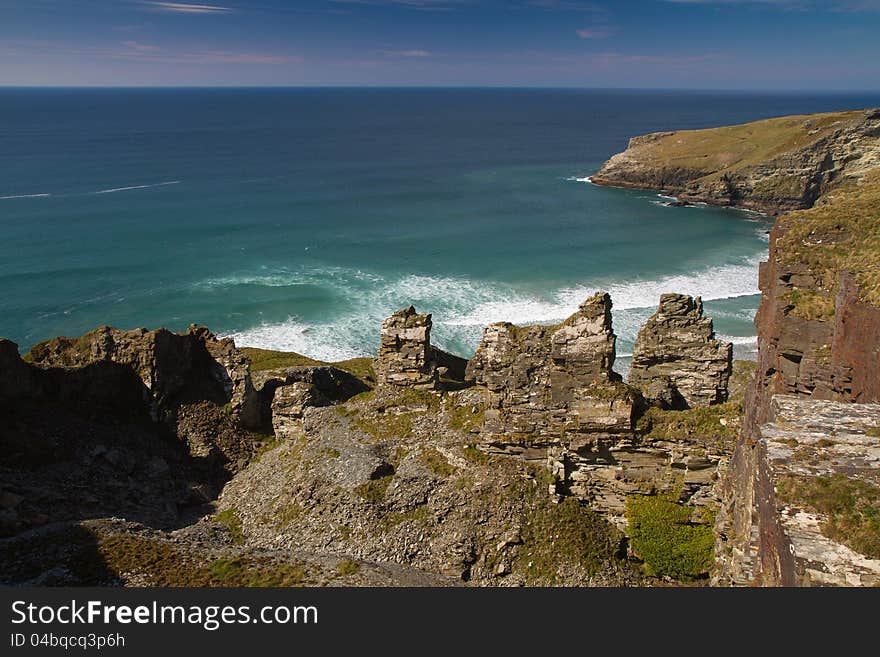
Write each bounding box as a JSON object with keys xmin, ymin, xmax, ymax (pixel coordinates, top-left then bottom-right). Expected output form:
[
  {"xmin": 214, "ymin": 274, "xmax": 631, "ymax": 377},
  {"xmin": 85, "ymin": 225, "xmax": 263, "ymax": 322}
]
[{"xmin": 2, "ymin": 88, "xmax": 879, "ymax": 374}]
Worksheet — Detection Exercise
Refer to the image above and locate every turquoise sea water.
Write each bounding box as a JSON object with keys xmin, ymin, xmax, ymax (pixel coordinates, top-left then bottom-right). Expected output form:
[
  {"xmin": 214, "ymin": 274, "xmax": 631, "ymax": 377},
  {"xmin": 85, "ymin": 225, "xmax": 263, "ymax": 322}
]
[{"xmin": 2, "ymin": 88, "xmax": 879, "ymax": 373}]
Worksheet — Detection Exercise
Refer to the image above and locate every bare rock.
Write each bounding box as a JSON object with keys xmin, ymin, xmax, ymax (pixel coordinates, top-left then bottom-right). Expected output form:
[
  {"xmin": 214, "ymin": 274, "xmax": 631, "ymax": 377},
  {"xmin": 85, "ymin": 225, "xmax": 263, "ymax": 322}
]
[
  {"xmin": 375, "ymin": 306, "xmax": 438, "ymax": 388},
  {"xmin": 271, "ymin": 382, "xmax": 331, "ymax": 435},
  {"xmin": 467, "ymin": 292, "xmax": 635, "ymax": 439},
  {"xmin": 628, "ymin": 294, "xmax": 732, "ymax": 408}
]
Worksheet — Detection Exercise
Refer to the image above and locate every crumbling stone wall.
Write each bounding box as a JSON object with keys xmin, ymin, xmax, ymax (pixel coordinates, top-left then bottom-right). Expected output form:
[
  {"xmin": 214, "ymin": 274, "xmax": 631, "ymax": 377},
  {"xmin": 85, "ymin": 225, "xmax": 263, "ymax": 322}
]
[
  {"xmin": 466, "ymin": 292, "xmax": 635, "ymax": 439},
  {"xmin": 628, "ymin": 293, "xmax": 732, "ymax": 409},
  {"xmin": 375, "ymin": 306, "xmax": 438, "ymax": 388}
]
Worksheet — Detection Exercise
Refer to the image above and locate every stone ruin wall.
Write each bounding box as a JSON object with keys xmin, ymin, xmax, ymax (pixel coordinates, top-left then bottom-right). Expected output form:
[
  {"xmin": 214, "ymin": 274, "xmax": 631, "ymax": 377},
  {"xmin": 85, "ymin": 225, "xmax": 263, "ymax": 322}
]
[{"xmin": 374, "ymin": 292, "xmax": 735, "ymax": 528}]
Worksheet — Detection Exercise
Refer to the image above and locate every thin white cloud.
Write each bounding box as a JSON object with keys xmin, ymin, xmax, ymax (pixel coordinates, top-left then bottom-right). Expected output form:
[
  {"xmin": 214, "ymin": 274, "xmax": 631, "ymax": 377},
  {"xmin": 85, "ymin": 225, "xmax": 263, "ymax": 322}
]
[
  {"xmin": 576, "ymin": 28, "xmax": 610, "ymax": 39},
  {"xmin": 58, "ymin": 41, "xmax": 300, "ymax": 65},
  {"xmin": 380, "ymin": 49, "xmax": 432, "ymax": 57},
  {"xmin": 145, "ymin": 2, "xmax": 233, "ymax": 14},
  {"xmin": 121, "ymin": 40, "xmax": 159, "ymax": 53}
]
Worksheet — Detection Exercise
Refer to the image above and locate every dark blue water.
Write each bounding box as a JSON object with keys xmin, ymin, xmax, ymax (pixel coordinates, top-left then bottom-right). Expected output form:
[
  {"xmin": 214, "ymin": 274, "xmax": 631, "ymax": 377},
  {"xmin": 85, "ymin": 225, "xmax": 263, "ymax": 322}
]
[{"xmin": 2, "ymin": 88, "xmax": 878, "ymax": 367}]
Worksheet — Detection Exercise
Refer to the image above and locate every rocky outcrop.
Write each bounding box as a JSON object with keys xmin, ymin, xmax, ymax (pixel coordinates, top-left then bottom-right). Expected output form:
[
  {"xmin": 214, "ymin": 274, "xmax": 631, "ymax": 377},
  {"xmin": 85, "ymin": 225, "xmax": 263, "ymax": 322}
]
[
  {"xmin": 715, "ymin": 395, "xmax": 880, "ymax": 586},
  {"xmin": 375, "ymin": 306, "xmax": 438, "ymax": 388},
  {"xmin": 595, "ymin": 110, "xmax": 880, "ymax": 586},
  {"xmin": 374, "ymin": 306, "xmax": 469, "ymax": 390},
  {"xmin": 466, "ymin": 292, "xmax": 633, "ymax": 439},
  {"xmin": 255, "ymin": 365, "xmax": 370, "ymax": 434},
  {"xmin": 592, "ymin": 108, "xmax": 880, "ymax": 214},
  {"xmin": 628, "ymin": 294, "xmax": 732, "ymax": 409},
  {"xmin": 215, "ymin": 383, "xmax": 639, "ymax": 586},
  {"xmin": 0, "ymin": 328, "xmax": 264, "ymax": 536},
  {"xmin": 28, "ymin": 324, "xmax": 261, "ymax": 429}
]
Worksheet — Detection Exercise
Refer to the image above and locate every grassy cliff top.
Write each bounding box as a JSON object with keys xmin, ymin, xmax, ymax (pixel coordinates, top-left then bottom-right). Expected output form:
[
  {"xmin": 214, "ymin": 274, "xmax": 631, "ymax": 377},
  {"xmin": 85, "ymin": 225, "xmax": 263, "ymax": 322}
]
[
  {"xmin": 240, "ymin": 346, "xmax": 376, "ymax": 382},
  {"xmin": 611, "ymin": 109, "xmax": 867, "ymax": 183},
  {"xmin": 778, "ymin": 168, "xmax": 880, "ymax": 313}
]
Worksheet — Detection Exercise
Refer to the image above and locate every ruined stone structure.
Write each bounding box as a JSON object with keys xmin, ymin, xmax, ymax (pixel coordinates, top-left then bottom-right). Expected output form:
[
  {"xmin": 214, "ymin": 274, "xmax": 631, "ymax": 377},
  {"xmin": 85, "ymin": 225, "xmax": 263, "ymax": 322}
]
[
  {"xmin": 466, "ymin": 292, "xmax": 633, "ymax": 440},
  {"xmin": 374, "ymin": 306, "xmax": 469, "ymax": 389},
  {"xmin": 464, "ymin": 291, "xmax": 734, "ymax": 528},
  {"xmin": 628, "ymin": 294, "xmax": 732, "ymax": 409},
  {"xmin": 375, "ymin": 306, "xmax": 438, "ymax": 388}
]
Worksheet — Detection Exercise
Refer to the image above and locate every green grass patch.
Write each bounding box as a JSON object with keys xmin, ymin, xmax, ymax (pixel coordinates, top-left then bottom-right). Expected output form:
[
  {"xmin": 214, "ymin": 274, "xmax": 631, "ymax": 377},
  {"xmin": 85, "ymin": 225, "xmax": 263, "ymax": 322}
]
[
  {"xmin": 207, "ymin": 558, "xmax": 306, "ymax": 587},
  {"xmin": 241, "ymin": 347, "xmax": 375, "ymax": 383},
  {"xmin": 336, "ymin": 559, "xmax": 361, "ymax": 577},
  {"xmin": 241, "ymin": 347, "xmax": 324, "ymax": 372},
  {"xmin": 626, "ymin": 495, "xmax": 715, "ymax": 579},
  {"xmin": 783, "ymin": 289, "xmax": 836, "ymax": 321},
  {"xmin": 446, "ymin": 399, "xmax": 486, "ymax": 433},
  {"xmin": 381, "ymin": 505, "xmax": 430, "ymax": 532},
  {"xmin": 332, "ymin": 357, "xmax": 375, "ymax": 383},
  {"xmin": 354, "ymin": 475, "xmax": 393, "ymax": 502},
  {"xmin": 461, "ymin": 444, "xmax": 491, "ymax": 465},
  {"xmin": 777, "ymin": 474, "xmax": 880, "ymax": 559},
  {"xmin": 214, "ymin": 508, "xmax": 244, "ymax": 545},
  {"xmin": 636, "ymin": 401, "xmax": 740, "ymax": 443},
  {"xmin": 419, "ymin": 447, "xmax": 455, "ymax": 477},
  {"xmin": 777, "ymin": 168, "xmax": 880, "ymax": 311},
  {"xmin": 603, "ymin": 110, "xmax": 865, "ymax": 185},
  {"xmin": 516, "ymin": 496, "xmax": 623, "ymax": 585}
]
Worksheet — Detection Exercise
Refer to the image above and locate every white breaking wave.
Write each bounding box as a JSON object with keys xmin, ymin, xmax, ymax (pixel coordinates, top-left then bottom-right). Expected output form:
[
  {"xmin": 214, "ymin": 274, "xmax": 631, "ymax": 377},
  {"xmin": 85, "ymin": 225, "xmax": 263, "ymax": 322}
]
[
  {"xmin": 446, "ymin": 256, "xmax": 762, "ymax": 328},
  {"xmin": 226, "ymin": 317, "xmax": 367, "ymax": 362},
  {"xmin": 0, "ymin": 193, "xmax": 51, "ymax": 200},
  {"xmin": 217, "ymin": 256, "xmax": 763, "ymax": 361},
  {"xmin": 718, "ymin": 334, "xmax": 758, "ymax": 346},
  {"xmin": 94, "ymin": 181, "xmax": 181, "ymax": 195}
]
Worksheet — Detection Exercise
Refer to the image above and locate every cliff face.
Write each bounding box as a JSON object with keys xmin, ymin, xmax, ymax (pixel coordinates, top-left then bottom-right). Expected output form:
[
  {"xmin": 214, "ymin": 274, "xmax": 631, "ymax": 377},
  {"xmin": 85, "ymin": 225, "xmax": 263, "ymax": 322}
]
[
  {"xmin": 592, "ymin": 108, "xmax": 880, "ymax": 214},
  {"xmin": 0, "ymin": 327, "xmax": 262, "ymax": 537},
  {"xmin": 593, "ymin": 109, "xmax": 880, "ymax": 586}
]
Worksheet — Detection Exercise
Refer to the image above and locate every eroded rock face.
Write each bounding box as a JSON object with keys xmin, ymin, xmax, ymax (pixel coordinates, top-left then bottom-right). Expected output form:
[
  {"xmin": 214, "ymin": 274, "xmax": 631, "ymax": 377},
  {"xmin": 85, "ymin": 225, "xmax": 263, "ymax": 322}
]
[
  {"xmin": 28, "ymin": 324, "xmax": 260, "ymax": 430},
  {"xmin": 375, "ymin": 306, "xmax": 437, "ymax": 388},
  {"xmin": 0, "ymin": 328, "xmax": 263, "ymax": 536},
  {"xmin": 715, "ymin": 395, "xmax": 880, "ymax": 586},
  {"xmin": 628, "ymin": 294, "xmax": 732, "ymax": 408},
  {"xmin": 466, "ymin": 292, "xmax": 634, "ymax": 439},
  {"xmin": 255, "ymin": 365, "xmax": 370, "ymax": 435}
]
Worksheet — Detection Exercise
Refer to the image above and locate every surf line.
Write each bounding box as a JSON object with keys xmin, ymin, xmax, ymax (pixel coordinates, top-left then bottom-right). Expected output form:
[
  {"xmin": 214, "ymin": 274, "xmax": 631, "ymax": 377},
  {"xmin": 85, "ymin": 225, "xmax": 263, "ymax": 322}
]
[{"xmin": 94, "ymin": 181, "xmax": 181, "ymax": 195}]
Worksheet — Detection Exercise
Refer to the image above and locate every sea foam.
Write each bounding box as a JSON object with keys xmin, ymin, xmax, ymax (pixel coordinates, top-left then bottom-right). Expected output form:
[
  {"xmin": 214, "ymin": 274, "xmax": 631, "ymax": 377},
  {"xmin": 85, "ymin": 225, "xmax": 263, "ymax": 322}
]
[{"xmin": 218, "ymin": 255, "xmax": 763, "ymax": 362}]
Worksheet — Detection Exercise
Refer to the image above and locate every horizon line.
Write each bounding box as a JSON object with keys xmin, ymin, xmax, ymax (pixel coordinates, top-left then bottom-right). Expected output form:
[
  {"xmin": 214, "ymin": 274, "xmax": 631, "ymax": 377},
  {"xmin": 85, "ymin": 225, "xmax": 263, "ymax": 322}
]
[{"xmin": 2, "ymin": 84, "xmax": 880, "ymax": 94}]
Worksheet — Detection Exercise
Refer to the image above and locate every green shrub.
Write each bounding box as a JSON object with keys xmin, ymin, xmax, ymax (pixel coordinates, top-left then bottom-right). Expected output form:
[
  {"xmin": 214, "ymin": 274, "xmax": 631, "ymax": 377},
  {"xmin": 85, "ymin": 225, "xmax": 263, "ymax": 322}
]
[{"xmin": 626, "ymin": 495, "xmax": 714, "ymax": 579}]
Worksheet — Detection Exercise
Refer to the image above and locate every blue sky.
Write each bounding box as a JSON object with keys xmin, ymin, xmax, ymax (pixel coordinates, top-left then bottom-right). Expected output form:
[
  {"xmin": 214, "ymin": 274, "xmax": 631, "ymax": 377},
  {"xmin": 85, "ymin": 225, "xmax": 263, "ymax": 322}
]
[{"xmin": 0, "ymin": 1, "xmax": 878, "ymax": 88}]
